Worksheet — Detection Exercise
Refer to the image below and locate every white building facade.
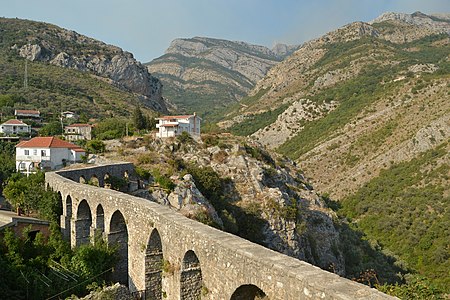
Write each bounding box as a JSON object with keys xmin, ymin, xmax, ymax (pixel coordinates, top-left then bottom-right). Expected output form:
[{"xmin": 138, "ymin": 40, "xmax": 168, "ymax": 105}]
[
  {"xmin": 0, "ymin": 119, "xmax": 31, "ymax": 136},
  {"xmin": 156, "ymin": 113, "xmax": 201, "ymax": 138},
  {"xmin": 64, "ymin": 124, "xmax": 92, "ymax": 141},
  {"xmin": 16, "ymin": 137, "xmax": 85, "ymax": 175}
]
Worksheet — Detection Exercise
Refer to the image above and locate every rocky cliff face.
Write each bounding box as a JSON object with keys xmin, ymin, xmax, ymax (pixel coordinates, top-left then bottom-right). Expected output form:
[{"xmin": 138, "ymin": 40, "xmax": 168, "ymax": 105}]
[
  {"xmin": 5, "ymin": 18, "xmax": 167, "ymax": 113},
  {"xmin": 146, "ymin": 37, "xmax": 298, "ymax": 117},
  {"xmin": 106, "ymin": 136, "xmax": 345, "ymax": 275}
]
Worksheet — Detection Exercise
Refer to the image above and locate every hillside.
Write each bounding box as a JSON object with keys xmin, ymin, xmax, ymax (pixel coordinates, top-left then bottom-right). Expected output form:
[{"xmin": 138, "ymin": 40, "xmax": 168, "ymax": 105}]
[
  {"xmin": 146, "ymin": 37, "xmax": 297, "ymax": 119},
  {"xmin": 0, "ymin": 18, "xmax": 169, "ymax": 119},
  {"xmin": 218, "ymin": 11, "xmax": 450, "ymax": 293}
]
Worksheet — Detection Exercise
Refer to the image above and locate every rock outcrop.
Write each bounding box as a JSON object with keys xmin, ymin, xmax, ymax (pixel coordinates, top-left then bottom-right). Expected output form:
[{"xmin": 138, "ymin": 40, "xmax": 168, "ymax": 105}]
[
  {"xmin": 9, "ymin": 19, "xmax": 167, "ymax": 112},
  {"xmin": 111, "ymin": 136, "xmax": 345, "ymax": 275}
]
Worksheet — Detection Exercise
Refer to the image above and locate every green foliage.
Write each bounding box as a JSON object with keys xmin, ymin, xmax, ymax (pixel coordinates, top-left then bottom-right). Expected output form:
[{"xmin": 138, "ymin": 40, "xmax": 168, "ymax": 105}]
[
  {"xmin": 39, "ymin": 121, "xmax": 63, "ymax": 136},
  {"xmin": 340, "ymin": 145, "xmax": 450, "ymax": 292},
  {"xmin": 93, "ymin": 118, "xmax": 132, "ymax": 140},
  {"xmin": 104, "ymin": 175, "xmax": 128, "ymax": 191},
  {"xmin": 85, "ymin": 139, "xmax": 106, "ymax": 154},
  {"xmin": 0, "ymin": 141, "xmax": 16, "ymax": 189},
  {"xmin": 132, "ymin": 106, "xmax": 146, "ymax": 131},
  {"xmin": 0, "ymin": 224, "xmax": 116, "ymax": 299},
  {"xmin": 151, "ymin": 169, "xmax": 176, "ymax": 191},
  {"xmin": 177, "ymin": 131, "xmax": 194, "ymax": 144},
  {"xmin": 3, "ymin": 172, "xmax": 62, "ymax": 222},
  {"xmin": 243, "ymin": 143, "xmax": 275, "ymax": 167},
  {"xmin": 377, "ymin": 275, "xmax": 445, "ymax": 300},
  {"xmin": 229, "ymin": 104, "xmax": 288, "ymax": 136}
]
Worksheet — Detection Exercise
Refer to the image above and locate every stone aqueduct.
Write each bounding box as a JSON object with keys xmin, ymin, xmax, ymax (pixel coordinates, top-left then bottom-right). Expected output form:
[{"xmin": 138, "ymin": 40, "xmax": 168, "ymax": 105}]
[{"xmin": 45, "ymin": 163, "xmax": 393, "ymax": 300}]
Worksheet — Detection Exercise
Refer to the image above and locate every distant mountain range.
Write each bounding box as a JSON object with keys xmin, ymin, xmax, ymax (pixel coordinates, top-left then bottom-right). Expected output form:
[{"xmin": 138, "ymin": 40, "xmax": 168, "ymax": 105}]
[{"xmin": 146, "ymin": 37, "xmax": 298, "ymax": 119}]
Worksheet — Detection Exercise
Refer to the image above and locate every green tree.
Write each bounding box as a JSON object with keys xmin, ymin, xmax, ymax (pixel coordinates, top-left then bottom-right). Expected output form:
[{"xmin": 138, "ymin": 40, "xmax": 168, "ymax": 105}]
[
  {"xmin": 132, "ymin": 106, "xmax": 146, "ymax": 131},
  {"xmin": 85, "ymin": 139, "xmax": 106, "ymax": 154},
  {"xmin": 39, "ymin": 121, "xmax": 63, "ymax": 136}
]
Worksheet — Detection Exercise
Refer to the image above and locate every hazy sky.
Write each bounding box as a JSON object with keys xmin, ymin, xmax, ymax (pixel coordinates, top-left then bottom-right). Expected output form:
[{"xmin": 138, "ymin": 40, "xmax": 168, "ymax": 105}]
[{"xmin": 1, "ymin": 0, "xmax": 449, "ymax": 62}]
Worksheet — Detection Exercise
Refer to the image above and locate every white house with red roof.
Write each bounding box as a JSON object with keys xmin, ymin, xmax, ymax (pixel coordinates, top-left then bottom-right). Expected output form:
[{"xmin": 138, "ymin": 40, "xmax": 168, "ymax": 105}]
[
  {"xmin": 64, "ymin": 123, "xmax": 92, "ymax": 141},
  {"xmin": 155, "ymin": 113, "xmax": 201, "ymax": 138},
  {"xmin": 16, "ymin": 137, "xmax": 85, "ymax": 175},
  {"xmin": 0, "ymin": 119, "xmax": 31, "ymax": 136}
]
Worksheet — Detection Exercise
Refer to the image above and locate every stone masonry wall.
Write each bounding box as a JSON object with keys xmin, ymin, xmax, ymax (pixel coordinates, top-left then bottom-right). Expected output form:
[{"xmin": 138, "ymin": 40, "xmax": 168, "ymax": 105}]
[{"xmin": 46, "ymin": 164, "xmax": 395, "ymax": 300}]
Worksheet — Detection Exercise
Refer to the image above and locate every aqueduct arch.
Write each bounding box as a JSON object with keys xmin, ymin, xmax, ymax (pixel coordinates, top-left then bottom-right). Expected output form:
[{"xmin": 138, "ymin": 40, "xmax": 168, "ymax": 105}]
[
  {"xmin": 145, "ymin": 229, "xmax": 163, "ymax": 299},
  {"xmin": 75, "ymin": 200, "xmax": 92, "ymax": 246},
  {"xmin": 180, "ymin": 250, "xmax": 202, "ymax": 300},
  {"xmin": 46, "ymin": 163, "xmax": 394, "ymax": 300},
  {"xmin": 109, "ymin": 210, "xmax": 128, "ymax": 286},
  {"xmin": 231, "ymin": 284, "xmax": 268, "ymax": 300}
]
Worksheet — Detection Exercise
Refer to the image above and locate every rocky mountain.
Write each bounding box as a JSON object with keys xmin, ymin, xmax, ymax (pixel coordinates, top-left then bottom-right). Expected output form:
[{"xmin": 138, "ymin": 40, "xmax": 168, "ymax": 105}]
[
  {"xmin": 0, "ymin": 18, "xmax": 169, "ymax": 117},
  {"xmin": 146, "ymin": 37, "xmax": 298, "ymax": 119},
  {"xmin": 219, "ymin": 11, "xmax": 449, "ymax": 292}
]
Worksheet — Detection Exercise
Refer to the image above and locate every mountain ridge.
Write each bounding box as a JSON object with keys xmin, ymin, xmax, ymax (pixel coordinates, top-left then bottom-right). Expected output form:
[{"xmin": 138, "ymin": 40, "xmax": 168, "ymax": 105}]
[{"xmin": 146, "ymin": 36, "xmax": 298, "ymax": 118}]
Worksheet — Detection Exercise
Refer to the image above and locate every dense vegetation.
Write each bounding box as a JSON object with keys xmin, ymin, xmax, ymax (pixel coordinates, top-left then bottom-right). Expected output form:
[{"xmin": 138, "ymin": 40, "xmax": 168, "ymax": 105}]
[
  {"xmin": 339, "ymin": 144, "xmax": 449, "ymax": 296},
  {"xmin": 0, "ymin": 172, "xmax": 117, "ymax": 299}
]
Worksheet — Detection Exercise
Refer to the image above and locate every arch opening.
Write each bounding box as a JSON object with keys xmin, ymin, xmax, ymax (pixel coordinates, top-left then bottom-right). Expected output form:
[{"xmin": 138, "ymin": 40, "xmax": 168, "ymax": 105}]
[
  {"xmin": 64, "ymin": 195, "xmax": 73, "ymax": 241},
  {"xmin": 89, "ymin": 175, "xmax": 100, "ymax": 187},
  {"xmin": 95, "ymin": 204, "xmax": 105, "ymax": 240},
  {"xmin": 145, "ymin": 229, "xmax": 163, "ymax": 299},
  {"xmin": 75, "ymin": 200, "xmax": 92, "ymax": 246},
  {"xmin": 180, "ymin": 250, "xmax": 202, "ymax": 300},
  {"xmin": 104, "ymin": 173, "xmax": 111, "ymax": 189},
  {"xmin": 108, "ymin": 210, "xmax": 128, "ymax": 286},
  {"xmin": 230, "ymin": 285, "xmax": 268, "ymax": 300}
]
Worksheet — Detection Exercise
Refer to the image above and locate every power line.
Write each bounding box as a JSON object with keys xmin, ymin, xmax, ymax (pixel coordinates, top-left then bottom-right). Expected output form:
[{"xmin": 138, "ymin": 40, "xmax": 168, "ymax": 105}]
[{"xmin": 45, "ymin": 267, "xmax": 113, "ymax": 300}]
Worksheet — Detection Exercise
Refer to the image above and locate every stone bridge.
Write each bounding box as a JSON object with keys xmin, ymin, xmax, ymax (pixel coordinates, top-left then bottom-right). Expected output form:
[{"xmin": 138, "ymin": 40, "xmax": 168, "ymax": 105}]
[{"xmin": 45, "ymin": 163, "xmax": 393, "ymax": 300}]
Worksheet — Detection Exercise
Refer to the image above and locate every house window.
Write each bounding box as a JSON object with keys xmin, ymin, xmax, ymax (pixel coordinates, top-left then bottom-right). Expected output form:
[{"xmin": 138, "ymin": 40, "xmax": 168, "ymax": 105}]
[
  {"xmin": 19, "ymin": 162, "xmax": 25, "ymax": 169},
  {"xmin": 24, "ymin": 150, "xmax": 29, "ymax": 155},
  {"xmin": 33, "ymin": 149, "xmax": 37, "ymax": 155},
  {"xmin": 41, "ymin": 150, "xmax": 47, "ymax": 157}
]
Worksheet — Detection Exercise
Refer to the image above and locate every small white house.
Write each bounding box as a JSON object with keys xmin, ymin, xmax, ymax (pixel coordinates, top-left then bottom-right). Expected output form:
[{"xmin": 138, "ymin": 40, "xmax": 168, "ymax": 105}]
[
  {"xmin": 156, "ymin": 113, "xmax": 201, "ymax": 138},
  {"xmin": 64, "ymin": 123, "xmax": 92, "ymax": 141},
  {"xmin": 61, "ymin": 111, "xmax": 78, "ymax": 119},
  {"xmin": 0, "ymin": 119, "xmax": 31, "ymax": 136},
  {"xmin": 16, "ymin": 136, "xmax": 85, "ymax": 175}
]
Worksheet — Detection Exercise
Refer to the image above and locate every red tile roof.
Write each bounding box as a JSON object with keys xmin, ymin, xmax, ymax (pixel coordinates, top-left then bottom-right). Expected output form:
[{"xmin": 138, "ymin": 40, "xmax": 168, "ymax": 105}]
[
  {"xmin": 15, "ymin": 137, "xmax": 84, "ymax": 151},
  {"xmin": 65, "ymin": 123, "xmax": 92, "ymax": 128},
  {"xmin": 160, "ymin": 124, "xmax": 178, "ymax": 127},
  {"xmin": 2, "ymin": 119, "xmax": 28, "ymax": 125},
  {"xmin": 15, "ymin": 109, "xmax": 40, "ymax": 115},
  {"xmin": 157, "ymin": 115, "xmax": 193, "ymax": 120}
]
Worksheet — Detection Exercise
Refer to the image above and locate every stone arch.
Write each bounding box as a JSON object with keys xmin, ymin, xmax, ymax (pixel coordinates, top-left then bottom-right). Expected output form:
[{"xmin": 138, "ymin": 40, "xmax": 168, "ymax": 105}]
[
  {"xmin": 89, "ymin": 174, "xmax": 100, "ymax": 187},
  {"xmin": 108, "ymin": 210, "xmax": 128, "ymax": 286},
  {"xmin": 63, "ymin": 195, "xmax": 73, "ymax": 241},
  {"xmin": 180, "ymin": 250, "xmax": 202, "ymax": 300},
  {"xmin": 145, "ymin": 229, "xmax": 163, "ymax": 299},
  {"xmin": 79, "ymin": 175, "xmax": 86, "ymax": 184},
  {"xmin": 95, "ymin": 204, "xmax": 105, "ymax": 240},
  {"xmin": 75, "ymin": 200, "xmax": 92, "ymax": 246},
  {"xmin": 230, "ymin": 285, "xmax": 268, "ymax": 300}
]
